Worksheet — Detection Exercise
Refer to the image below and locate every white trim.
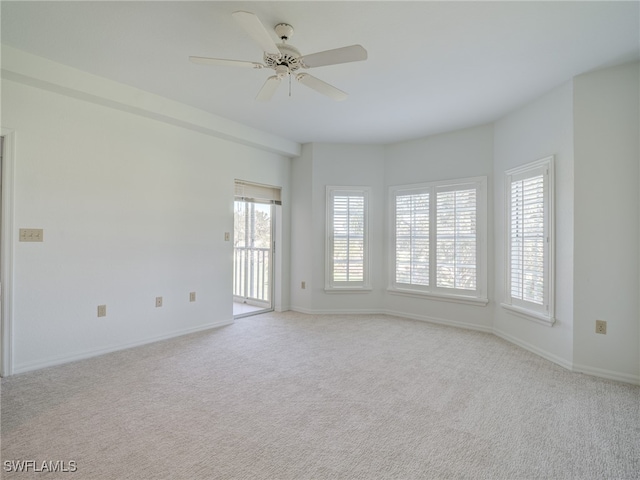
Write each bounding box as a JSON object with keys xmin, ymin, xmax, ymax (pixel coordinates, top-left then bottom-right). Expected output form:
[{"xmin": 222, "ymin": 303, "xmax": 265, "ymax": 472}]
[
  {"xmin": 273, "ymin": 205, "xmax": 285, "ymax": 315},
  {"xmin": 324, "ymin": 287, "xmax": 373, "ymax": 294},
  {"xmin": 503, "ymin": 156, "xmax": 555, "ymax": 324},
  {"xmin": 325, "ymin": 186, "xmax": 372, "ymax": 291},
  {"xmin": 493, "ymin": 328, "xmax": 573, "ymax": 371},
  {"xmin": 387, "ymin": 288, "xmax": 488, "ymax": 306},
  {"xmin": 291, "ymin": 306, "xmax": 492, "ymax": 332},
  {"xmin": 383, "ymin": 309, "xmax": 493, "ymax": 333},
  {"xmin": 388, "ymin": 176, "xmax": 488, "ymax": 300},
  {"xmin": 290, "ymin": 307, "xmax": 381, "ymax": 315},
  {"xmin": 572, "ymin": 363, "xmax": 640, "ymax": 386},
  {"xmin": 289, "ymin": 306, "xmax": 317, "ymax": 315},
  {"xmin": 500, "ymin": 303, "xmax": 555, "ymax": 326},
  {"xmin": 0, "ymin": 128, "xmax": 15, "ymax": 377},
  {"xmin": 12, "ymin": 319, "xmax": 233, "ymax": 375}
]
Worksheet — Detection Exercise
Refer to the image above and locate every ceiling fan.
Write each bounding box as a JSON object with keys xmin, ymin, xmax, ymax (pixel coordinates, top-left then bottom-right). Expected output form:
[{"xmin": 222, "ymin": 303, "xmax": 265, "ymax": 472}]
[{"xmin": 189, "ymin": 11, "xmax": 367, "ymax": 101}]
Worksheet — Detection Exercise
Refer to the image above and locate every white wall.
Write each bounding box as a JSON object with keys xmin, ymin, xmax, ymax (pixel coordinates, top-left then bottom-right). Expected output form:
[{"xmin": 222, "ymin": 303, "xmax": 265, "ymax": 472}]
[
  {"xmin": 572, "ymin": 62, "xmax": 640, "ymax": 383},
  {"xmin": 493, "ymin": 81, "xmax": 575, "ymax": 369},
  {"xmin": 290, "ymin": 127, "xmax": 495, "ymax": 330},
  {"xmin": 383, "ymin": 125, "xmax": 495, "ymax": 331},
  {"xmin": 290, "ymin": 144, "xmax": 314, "ymax": 311},
  {"xmin": 290, "ymin": 143, "xmax": 386, "ymax": 313},
  {"xmin": 2, "ymin": 76, "xmax": 292, "ymax": 373}
]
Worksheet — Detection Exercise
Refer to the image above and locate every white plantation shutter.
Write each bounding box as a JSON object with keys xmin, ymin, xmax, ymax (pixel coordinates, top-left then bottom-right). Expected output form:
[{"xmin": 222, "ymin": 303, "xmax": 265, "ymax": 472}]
[
  {"xmin": 395, "ymin": 192, "xmax": 429, "ymax": 286},
  {"xmin": 510, "ymin": 175, "xmax": 544, "ymax": 303},
  {"xmin": 326, "ymin": 187, "xmax": 371, "ymax": 290},
  {"xmin": 391, "ymin": 177, "xmax": 486, "ymax": 302},
  {"xmin": 504, "ymin": 157, "xmax": 554, "ymax": 324},
  {"xmin": 333, "ymin": 194, "xmax": 364, "ymax": 282},
  {"xmin": 436, "ymin": 188, "xmax": 477, "ymax": 290}
]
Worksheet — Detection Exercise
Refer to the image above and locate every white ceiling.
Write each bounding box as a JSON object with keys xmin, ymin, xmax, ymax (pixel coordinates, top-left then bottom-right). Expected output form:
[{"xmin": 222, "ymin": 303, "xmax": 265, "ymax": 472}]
[{"xmin": 2, "ymin": 1, "xmax": 639, "ymax": 145}]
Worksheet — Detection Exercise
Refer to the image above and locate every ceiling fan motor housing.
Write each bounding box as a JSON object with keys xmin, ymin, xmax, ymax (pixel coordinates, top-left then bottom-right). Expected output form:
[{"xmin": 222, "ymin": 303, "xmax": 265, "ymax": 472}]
[
  {"xmin": 264, "ymin": 43, "xmax": 302, "ymax": 73},
  {"xmin": 274, "ymin": 23, "xmax": 294, "ymax": 41}
]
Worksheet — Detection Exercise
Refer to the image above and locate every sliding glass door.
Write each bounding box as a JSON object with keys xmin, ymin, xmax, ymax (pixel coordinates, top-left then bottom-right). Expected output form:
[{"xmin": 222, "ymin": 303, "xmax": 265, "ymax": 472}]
[{"xmin": 233, "ymin": 200, "xmax": 274, "ymax": 317}]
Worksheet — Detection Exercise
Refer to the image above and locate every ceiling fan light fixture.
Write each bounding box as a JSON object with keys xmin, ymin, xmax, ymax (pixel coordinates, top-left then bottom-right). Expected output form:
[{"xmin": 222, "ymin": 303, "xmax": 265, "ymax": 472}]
[{"xmin": 275, "ymin": 65, "xmax": 289, "ymax": 78}]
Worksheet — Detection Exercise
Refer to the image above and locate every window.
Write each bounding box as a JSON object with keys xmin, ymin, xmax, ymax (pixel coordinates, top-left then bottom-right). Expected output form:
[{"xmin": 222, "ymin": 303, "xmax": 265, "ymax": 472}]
[
  {"xmin": 390, "ymin": 177, "xmax": 487, "ymax": 304},
  {"xmin": 503, "ymin": 156, "xmax": 554, "ymax": 325},
  {"xmin": 326, "ymin": 186, "xmax": 371, "ymax": 291},
  {"xmin": 395, "ymin": 191, "xmax": 430, "ymax": 286}
]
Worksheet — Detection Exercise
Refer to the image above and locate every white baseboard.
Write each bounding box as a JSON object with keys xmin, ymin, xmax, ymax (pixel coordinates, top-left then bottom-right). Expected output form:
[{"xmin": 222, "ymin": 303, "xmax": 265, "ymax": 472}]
[
  {"xmin": 12, "ymin": 319, "xmax": 233, "ymax": 375},
  {"xmin": 290, "ymin": 306, "xmax": 493, "ymax": 333},
  {"xmin": 288, "ymin": 306, "xmax": 315, "ymax": 315},
  {"xmin": 383, "ymin": 309, "xmax": 494, "ymax": 334},
  {"xmin": 572, "ymin": 362, "xmax": 640, "ymax": 386},
  {"xmin": 493, "ymin": 328, "xmax": 573, "ymax": 371},
  {"xmin": 290, "ymin": 306, "xmax": 386, "ymax": 315}
]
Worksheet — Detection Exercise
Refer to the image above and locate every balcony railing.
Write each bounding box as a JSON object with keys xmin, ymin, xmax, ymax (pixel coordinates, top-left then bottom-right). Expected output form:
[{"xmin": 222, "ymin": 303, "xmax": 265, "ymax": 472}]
[{"xmin": 233, "ymin": 246, "xmax": 270, "ymax": 303}]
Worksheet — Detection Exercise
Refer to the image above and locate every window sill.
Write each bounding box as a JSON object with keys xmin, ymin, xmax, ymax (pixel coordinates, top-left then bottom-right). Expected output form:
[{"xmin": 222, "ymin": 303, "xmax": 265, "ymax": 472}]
[
  {"xmin": 387, "ymin": 288, "xmax": 488, "ymax": 306},
  {"xmin": 500, "ymin": 303, "xmax": 555, "ymax": 326},
  {"xmin": 324, "ymin": 287, "xmax": 373, "ymax": 294}
]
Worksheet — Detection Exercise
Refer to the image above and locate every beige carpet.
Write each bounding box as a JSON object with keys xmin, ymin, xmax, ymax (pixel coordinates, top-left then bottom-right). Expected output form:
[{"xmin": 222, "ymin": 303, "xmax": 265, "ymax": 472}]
[{"xmin": 2, "ymin": 312, "xmax": 639, "ymax": 479}]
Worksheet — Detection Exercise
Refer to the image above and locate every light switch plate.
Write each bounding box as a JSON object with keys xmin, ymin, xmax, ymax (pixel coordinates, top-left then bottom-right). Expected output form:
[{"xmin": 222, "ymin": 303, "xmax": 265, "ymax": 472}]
[{"xmin": 19, "ymin": 228, "xmax": 43, "ymax": 242}]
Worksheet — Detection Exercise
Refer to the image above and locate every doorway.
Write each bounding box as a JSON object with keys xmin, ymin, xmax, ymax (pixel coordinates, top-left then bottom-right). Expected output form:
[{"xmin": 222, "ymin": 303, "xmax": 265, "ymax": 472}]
[
  {"xmin": 0, "ymin": 129, "xmax": 14, "ymax": 377},
  {"xmin": 0, "ymin": 136, "xmax": 3, "ymax": 374},
  {"xmin": 233, "ymin": 181, "xmax": 280, "ymax": 318}
]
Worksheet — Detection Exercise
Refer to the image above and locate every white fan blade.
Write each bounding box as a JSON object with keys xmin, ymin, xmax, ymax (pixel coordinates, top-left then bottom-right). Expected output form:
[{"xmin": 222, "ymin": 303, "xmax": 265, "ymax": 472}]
[
  {"xmin": 296, "ymin": 73, "xmax": 347, "ymax": 101},
  {"xmin": 300, "ymin": 45, "xmax": 367, "ymax": 68},
  {"xmin": 256, "ymin": 76, "xmax": 281, "ymax": 101},
  {"xmin": 232, "ymin": 11, "xmax": 280, "ymax": 56},
  {"xmin": 189, "ymin": 56, "xmax": 264, "ymax": 69}
]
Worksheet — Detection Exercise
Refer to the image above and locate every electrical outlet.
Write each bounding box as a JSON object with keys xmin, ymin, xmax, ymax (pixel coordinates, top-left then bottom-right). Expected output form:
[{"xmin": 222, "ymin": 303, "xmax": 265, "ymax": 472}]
[
  {"xmin": 189, "ymin": 292, "xmax": 196, "ymax": 302},
  {"xmin": 596, "ymin": 320, "xmax": 607, "ymax": 335},
  {"xmin": 97, "ymin": 305, "xmax": 107, "ymax": 317},
  {"xmin": 301, "ymin": 281, "xmax": 306, "ymax": 289},
  {"xmin": 19, "ymin": 228, "xmax": 44, "ymax": 242},
  {"xmin": 155, "ymin": 296, "xmax": 163, "ymax": 308}
]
